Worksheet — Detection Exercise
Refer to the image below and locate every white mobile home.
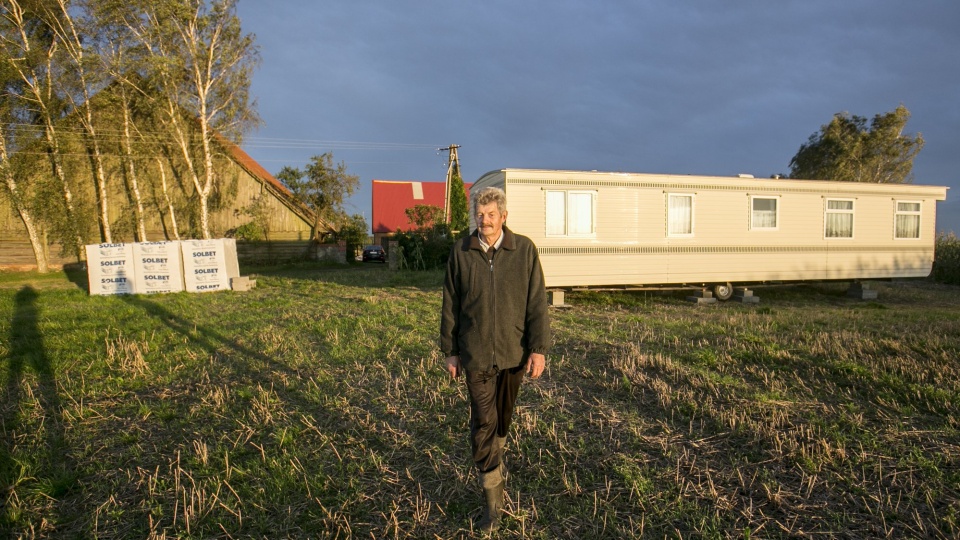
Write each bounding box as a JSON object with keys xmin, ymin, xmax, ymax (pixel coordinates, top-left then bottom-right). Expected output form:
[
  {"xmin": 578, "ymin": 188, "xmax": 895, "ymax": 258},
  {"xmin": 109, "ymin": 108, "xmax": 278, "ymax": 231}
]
[{"xmin": 471, "ymin": 169, "xmax": 949, "ymax": 299}]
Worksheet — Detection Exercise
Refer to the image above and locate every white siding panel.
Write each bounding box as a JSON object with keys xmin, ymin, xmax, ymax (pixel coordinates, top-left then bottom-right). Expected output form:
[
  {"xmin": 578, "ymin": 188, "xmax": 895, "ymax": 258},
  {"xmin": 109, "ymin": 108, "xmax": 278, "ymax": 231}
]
[{"xmin": 483, "ymin": 169, "xmax": 946, "ymax": 289}]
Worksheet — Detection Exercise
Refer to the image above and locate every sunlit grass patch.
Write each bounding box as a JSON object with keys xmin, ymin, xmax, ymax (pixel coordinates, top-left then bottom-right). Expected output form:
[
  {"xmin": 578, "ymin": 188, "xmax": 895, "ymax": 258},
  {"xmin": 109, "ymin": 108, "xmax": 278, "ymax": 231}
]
[{"xmin": 0, "ymin": 270, "xmax": 957, "ymax": 538}]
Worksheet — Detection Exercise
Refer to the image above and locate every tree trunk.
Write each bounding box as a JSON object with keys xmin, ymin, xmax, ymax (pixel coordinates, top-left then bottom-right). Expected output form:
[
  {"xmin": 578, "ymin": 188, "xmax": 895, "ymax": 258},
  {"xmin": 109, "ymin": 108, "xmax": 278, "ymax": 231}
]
[
  {"xmin": 161, "ymin": 90, "xmax": 209, "ymax": 240},
  {"xmin": 6, "ymin": 1, "xmax": 84, "ymax": 258},
  {"xmin": 42, "ymin": 117, "xmax": 84, "ymax": 258},
  {"xmin": 53, "ymin": 0, "xmax": 112, "ymax": 243},
  {"xmin": 155, "ymin": 158, "xmax": 181, "ymax": 240},
  {"xmin": 1, "ymin": 139, "xmax": 49, "ymax": 273},
  {"xmin": 121, "ymin": 98, "xmax": 148, "ymax": 241},
  {"xmin": 198, "ymin": 192, "xmax": 211, "ymax": 240},
  {"xmin": 85, "ymin": 135, "xmax": 112, "ymax": 243},
  {"xmin": 198, "ymin": 110, "xmax": 215, "ymax": 240},
  {"xmin": 126, "ymin": 0, "xmax": 257, "ymax": 241},
  {"xmin": 172, "ymin": 115, "xmax": 208, "ymax": 239}
]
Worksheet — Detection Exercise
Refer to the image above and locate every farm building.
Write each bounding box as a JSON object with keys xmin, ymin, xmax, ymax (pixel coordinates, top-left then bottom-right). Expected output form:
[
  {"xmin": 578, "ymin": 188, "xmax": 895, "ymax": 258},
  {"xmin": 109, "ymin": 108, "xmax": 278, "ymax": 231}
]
[
  {"xmin": 371, "ymin": 180, "xmax": 472, "ymax": 246},
  {"xmin": 1, "ymin": 134, "xmax": 326, "ymax": 269},
  {"xmin": 472, "ymin": 168, "xmax": 949, "ymax": 298}
]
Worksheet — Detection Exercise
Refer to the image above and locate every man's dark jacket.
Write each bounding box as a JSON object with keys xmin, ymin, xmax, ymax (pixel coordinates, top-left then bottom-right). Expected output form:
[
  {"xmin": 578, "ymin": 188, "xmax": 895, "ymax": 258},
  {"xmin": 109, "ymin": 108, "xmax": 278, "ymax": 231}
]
[{"xmin": 440, "ymin": 226, "xmax": 551, "ymax": 372}]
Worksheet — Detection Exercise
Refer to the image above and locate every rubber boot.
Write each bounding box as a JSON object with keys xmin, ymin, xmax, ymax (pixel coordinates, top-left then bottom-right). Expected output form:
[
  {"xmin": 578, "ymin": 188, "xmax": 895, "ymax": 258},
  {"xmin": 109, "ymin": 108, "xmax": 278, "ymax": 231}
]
[
  {"xmin": 495, "ymin": 436, "xmax": 507, "ymax": 474},
  {"xmin": 477, "ymin": 463, "xmax": 504, "ymax": 533}
]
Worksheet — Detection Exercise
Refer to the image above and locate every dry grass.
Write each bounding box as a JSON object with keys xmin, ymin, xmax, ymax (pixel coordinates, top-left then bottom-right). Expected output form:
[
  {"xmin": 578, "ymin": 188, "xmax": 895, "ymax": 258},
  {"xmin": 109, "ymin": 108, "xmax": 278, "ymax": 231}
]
[{"xmin": 0, "ymin": 267, "xmax": 958, "ymax": 538}]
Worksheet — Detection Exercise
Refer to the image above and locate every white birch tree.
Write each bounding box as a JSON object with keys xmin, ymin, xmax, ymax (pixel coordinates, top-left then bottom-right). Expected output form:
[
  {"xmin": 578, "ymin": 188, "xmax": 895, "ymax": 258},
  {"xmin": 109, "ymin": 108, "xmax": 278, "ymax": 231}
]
[
  {"xmin": 95, "ymin": 2, "xmax": 151, "ymax": 242},
  {"xmin": 1, "ymin": 0, "xmax": 85, "ymax": 258},
  {"xmin": 154, "ymin": 156, "xmax": 180, "ymax": 240},
  {"xmin": 44, "ymin": 0, "xmax": 114, "ymax": 242},
  {"xmin": 125, "ymin": 0, "xmax": 259, "ymax": 239},
  {"xmin": 0, "ymin": 125, "xmax": 48, "ymax": 272}
]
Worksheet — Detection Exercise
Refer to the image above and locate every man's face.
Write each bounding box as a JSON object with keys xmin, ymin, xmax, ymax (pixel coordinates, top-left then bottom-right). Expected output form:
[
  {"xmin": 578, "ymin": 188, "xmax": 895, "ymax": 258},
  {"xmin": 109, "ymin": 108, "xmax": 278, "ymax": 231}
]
[{"xmin": 476, "ymin": 202, "xmax": 507, "ymax": 242}]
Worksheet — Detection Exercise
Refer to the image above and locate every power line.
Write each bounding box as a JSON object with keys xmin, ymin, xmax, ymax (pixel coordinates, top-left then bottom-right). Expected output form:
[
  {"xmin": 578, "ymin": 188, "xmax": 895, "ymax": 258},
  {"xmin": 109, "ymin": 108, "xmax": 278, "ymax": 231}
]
[
  {"xmin": 242, "ymin": 138, "xmax": 441, "ymax": 151},
  {"xmin": 4, "ymin": 123, "xmax": 443, "ymax": 152}
]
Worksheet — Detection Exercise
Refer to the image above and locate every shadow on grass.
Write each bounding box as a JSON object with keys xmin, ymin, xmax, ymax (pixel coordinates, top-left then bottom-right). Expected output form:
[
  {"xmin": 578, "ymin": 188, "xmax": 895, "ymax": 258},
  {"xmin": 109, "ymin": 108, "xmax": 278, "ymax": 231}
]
[
  {"xmin": 119, "ymin": 292, "xmax": 318, "ymax": 390},
  {"xmin": 62, "ymin": 262, "xmax": 89, "ymax": 292},
  {"xmin": 1, "ymin": 287, "xmax": 78, "ymax": 531},
  {"xmin": 114, "ymin": 293, "xmax": 465, "ymax": 536},
  {"xmin": 244, "ymin": 262, "xmax": 444, "ymax": 291}
]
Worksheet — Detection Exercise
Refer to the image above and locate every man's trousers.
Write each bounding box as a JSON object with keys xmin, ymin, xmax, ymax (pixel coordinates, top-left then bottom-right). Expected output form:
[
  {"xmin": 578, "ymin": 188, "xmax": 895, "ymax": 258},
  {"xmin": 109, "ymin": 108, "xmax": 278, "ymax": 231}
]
[{"xmin": 465, "ymin": 365, "xmax": 525, "ymax": 474}]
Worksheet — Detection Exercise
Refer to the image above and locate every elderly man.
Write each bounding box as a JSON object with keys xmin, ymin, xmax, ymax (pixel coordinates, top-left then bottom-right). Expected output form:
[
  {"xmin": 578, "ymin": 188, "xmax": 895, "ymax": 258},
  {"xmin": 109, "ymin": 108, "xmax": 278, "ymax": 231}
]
[{"xmin": 440, "ymin": 186, "xmax": 551, "ymax": 532}]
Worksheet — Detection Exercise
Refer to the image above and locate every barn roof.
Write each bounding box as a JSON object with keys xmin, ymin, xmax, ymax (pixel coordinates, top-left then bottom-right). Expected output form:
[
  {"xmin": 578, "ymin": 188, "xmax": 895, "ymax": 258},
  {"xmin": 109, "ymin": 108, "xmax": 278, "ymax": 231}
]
[
  {"xmin": 87, "ymin": 80, "xmax": 328, "ymax": 232},
  {"xmin": 218, "ymin": 135, "xmax": 331, "ymax": 232},
  {"xmin": 371, "ymin": 180, "xmax": 472, "ymax": 234}
]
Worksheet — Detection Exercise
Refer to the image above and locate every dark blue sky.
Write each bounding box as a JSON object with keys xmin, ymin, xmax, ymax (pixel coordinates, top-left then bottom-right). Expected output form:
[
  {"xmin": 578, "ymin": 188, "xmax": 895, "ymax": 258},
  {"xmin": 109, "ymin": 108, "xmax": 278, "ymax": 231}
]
[{"xmin": 236, "ymin": 0, "xmax": 960, "ymax": 234}]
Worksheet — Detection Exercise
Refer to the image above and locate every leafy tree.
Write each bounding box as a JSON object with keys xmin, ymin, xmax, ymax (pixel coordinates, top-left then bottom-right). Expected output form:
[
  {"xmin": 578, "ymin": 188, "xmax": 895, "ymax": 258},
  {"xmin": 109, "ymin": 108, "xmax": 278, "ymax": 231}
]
[
  {"xmin": 789, "ymin": 105, "xmax": 924, "ymax": 183},
  {"xmin": 394, "ymin": 204, "xmax": 454, "ymax": 270},
  {"xmin": 1, "ymin": 122, "xmax": 49, "ymax": 272},
  {"xmin": 2, "ymin": 0, "xmax": 263, "ymax": 267},
  {"xmin": 2, "ymin": 0, "xmax": 87, "ymax": 257},
  {"xmin": 47, "ymin": 0, "xmax": 116, "ymax": 242},
  {"xmin": 448, "ymin": 172, "xmax": 469, "ymax": 232},
  {"xmin": 95, "ymin": 2, "xmax": 155, "ymax": 242},
  {"xmin": 405, "ymin": 203, "xmax": 445, "ymax": 229},
  {"xmin": 334, "ymin": 213, "xmax": 369, "ymax": 260},
  {"xmin": 124, "ymin": 0, "xmax": 260, "ymax": 239},
  {"xmin": 0, "ymin": 7, "xmax": 48, "ymax": 271},
  {"xmin": 277, "ymin": 153, "xmax": 359, "ymax": 241}
]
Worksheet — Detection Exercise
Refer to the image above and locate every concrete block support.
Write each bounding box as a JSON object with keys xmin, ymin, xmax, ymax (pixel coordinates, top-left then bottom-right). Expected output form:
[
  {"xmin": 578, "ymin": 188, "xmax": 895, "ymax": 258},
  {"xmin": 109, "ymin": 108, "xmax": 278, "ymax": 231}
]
[
  {"xmin": 687, "ymin": 288, "xmax": 718, "ymax": 304},
  {"xmin": 548, "ymin": 290, "xmax": 571, "ymax": 308},
  {"xmin": 734, "ymin": 287, "xmax": 760, "ymax": 303},
  {"xmin": 231, "ymin": 276, "xmax": 257, "ymax": 292},
  {"xmin": 847, "ymin": 282, "xmax": 878, "ymax": 300}
]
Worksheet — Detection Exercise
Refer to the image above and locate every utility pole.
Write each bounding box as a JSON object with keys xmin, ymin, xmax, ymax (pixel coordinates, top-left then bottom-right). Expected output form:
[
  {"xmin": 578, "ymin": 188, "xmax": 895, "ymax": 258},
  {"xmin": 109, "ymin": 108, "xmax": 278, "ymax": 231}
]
[{"xmin": 439, "ymin": 144, "xmax": 461, "ymax": 223}]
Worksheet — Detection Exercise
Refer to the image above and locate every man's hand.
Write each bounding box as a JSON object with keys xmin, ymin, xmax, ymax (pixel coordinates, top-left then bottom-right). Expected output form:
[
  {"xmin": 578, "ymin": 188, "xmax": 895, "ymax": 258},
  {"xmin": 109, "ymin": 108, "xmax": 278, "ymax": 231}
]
[
  {"xmin": 445, "ymin": 355, "xmax": 461, "ymax": 379},
  {"xmin": 526, "ymin": 353, "xmax": 546, "ymax": 379}
]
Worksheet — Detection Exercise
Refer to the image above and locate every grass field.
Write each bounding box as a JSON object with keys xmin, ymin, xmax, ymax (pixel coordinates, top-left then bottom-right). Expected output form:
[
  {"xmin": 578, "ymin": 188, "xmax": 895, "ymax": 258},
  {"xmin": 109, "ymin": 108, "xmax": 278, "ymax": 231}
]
[{"xmin": 1, "ymin": 265, "xmax": 958, "ymax": 539}]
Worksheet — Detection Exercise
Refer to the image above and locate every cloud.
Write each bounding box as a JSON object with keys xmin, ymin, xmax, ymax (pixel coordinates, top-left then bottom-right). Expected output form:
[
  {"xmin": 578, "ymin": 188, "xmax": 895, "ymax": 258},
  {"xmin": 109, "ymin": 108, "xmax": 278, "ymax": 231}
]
[{"xmin": 238, "ymin": 1, "xmax": 960, "ymax": 230}]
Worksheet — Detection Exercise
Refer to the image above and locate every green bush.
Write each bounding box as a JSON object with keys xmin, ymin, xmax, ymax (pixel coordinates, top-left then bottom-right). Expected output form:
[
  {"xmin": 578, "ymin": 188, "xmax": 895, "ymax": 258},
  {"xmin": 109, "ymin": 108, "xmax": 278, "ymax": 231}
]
[
  {"xmin": 334, "ymin": 213, "xmax": 370, "ymax": 263},
  {"xmin": 230, "ymin": 220, "xmax": 266, "ymax": 241},
  {"xmin": 933, "ymin": 232, "xmax": 960, "ymax": 284},
  {"xmin": 228, "ymin": 195, "xmax": 271, "ymax": 241},
  {"xmin": 394, "ymin": 223, "xmax": 462, "ymax": 270}
]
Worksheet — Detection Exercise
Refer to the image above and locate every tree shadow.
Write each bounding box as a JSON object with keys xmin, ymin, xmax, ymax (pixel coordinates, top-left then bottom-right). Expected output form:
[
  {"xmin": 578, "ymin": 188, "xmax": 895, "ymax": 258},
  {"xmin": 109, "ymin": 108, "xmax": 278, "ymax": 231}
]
[
  {"xmin": 62, "ymin": 262, "xmax": 89, "ymax": 291},
  {"xmin": 115, "ymin": 293, "xmax": 467, "ymax": 537},
  {"xmin": 244, "ymin": 263, "xmax": 444, "ymax": 294},
  {"xmin": 1, "ymin": 286, "xmax": 77, "ymax": 531}
]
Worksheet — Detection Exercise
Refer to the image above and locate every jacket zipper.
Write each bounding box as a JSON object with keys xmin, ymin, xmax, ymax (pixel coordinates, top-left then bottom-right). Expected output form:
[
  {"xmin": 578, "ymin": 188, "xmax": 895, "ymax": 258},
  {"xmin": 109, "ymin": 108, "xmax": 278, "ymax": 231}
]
[{"xmin": 488, "ymin": 248, "xmax": 496, "ymax": 367}]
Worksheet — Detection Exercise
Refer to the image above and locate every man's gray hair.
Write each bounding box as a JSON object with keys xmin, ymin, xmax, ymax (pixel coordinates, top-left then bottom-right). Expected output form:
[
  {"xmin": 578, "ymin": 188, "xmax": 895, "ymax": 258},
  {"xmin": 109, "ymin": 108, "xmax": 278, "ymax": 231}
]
[{"xmin": 472, "ymin": 187, "xmax": 507, "ymax": 215}]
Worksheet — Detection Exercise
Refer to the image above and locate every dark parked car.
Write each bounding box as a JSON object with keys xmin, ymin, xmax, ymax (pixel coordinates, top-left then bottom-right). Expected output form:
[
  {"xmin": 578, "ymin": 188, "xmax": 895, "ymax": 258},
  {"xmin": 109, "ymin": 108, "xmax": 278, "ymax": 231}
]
[{"xmin": 362, "ymin": 245, "xmax": 386, "ymax": 263}]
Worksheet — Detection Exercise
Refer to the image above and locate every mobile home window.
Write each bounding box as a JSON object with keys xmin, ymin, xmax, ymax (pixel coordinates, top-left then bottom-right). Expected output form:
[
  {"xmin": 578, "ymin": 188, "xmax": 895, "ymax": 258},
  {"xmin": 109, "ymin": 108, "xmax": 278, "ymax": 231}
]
[
  {"xmin": 545, "ymin": 190, "xmax": 596, "ymax": 237},
  {"xmin": 751, "ymin": 196, "xmax": 779, "ymax": 230},
  {"xmin": 824, "ymin": 199, "xmax": 854, "ymax": 238},
  {"xmin": 895, "ymin": 201, "xmax": 921, "ymax": 239},
  {"xmin": 668, "ymin": 194, "xmax": 694, "ymax": 236}
]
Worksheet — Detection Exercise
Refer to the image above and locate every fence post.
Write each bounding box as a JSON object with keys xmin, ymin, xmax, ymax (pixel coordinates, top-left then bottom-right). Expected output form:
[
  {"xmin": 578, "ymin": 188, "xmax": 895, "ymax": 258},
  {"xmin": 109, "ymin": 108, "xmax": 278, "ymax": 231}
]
[{"xmin": 388, "ymin": 240, "xmax": 399, "ymax": 270}]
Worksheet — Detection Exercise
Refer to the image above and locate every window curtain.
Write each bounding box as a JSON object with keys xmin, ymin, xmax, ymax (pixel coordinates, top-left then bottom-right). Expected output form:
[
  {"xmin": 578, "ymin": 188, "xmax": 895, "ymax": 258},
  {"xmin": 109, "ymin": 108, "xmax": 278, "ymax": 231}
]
[
  {"xmin": 825, "ymin": 200, "xmax": 854, "ymax": 238},
  {"xmin": 546, "ymin": 191, "xmax": 566, "ymax": 235},
  {"xmin": 752, "ymin": 198, "xmax": 777, "ymax": 228},
  {"xmin": 896, "ymin": 202, "xmax": 921, "ymax": 238},
  {"xmin": 669, "ymin": 195, "xmax": 692, "ymax": 235},
  {"xmin": 896, "ymin": 215, "xmax": 920, "ymax": 238},
  {"xmin": 568, "ymin": 192, "xmax": 593, "ymax": 235}
]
